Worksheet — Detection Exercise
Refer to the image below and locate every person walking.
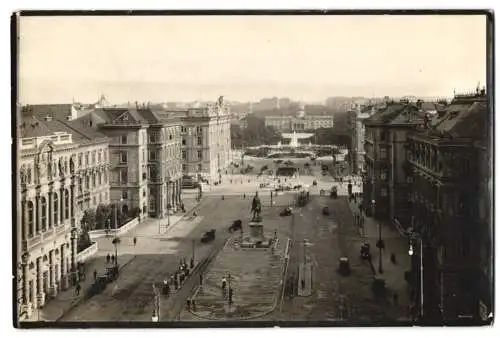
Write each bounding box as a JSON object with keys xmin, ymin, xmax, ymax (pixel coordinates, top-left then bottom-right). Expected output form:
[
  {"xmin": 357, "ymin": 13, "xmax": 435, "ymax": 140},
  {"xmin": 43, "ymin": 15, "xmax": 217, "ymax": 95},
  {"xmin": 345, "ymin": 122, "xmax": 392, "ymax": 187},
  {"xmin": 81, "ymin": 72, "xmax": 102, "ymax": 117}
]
[
  {"xmin": 75, "ymin": 283, "xmax": 81, "ymax": 296},
  {"xmin": 106, "ymin": 254, "xmax": 110, "ymax": 264},
  {"xmin": 133, "ymin": 237, "xmax": 137, "ymax": 246},
  {"xmin": 93, "ymin": 269, "xmax": 97, "ymax": 281}
]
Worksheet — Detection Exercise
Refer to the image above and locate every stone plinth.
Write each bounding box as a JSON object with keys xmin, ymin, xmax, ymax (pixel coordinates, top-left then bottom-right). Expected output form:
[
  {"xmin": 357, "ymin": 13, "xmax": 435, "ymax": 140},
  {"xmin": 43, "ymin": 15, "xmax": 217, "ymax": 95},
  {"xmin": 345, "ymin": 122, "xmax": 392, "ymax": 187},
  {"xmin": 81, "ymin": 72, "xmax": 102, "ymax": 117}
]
[{"xmin": 249, "ymin": 221, "xmax": 264, "ymax": 240}]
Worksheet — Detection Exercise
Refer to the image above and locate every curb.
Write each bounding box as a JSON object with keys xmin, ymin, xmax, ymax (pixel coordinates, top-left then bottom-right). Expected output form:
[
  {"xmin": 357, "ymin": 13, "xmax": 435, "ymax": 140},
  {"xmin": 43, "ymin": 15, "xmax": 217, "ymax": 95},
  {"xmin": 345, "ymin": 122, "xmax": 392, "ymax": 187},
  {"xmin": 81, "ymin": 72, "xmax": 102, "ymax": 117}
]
[
  {"xmin": 159, "ymin": 199, "xmax": 204, "ymax": 236},
  {"xmin": 53, "ymin": 255, "xmax": 137, "ymax": 322}
]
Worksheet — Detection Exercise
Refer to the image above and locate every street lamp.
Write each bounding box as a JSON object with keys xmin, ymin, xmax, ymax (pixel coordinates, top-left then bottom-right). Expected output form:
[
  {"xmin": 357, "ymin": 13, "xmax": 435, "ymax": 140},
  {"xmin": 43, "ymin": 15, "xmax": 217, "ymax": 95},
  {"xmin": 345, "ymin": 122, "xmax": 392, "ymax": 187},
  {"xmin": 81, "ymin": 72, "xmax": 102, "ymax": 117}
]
[
  {"xmin": 166, "ymin": 177, "xmax": 172, "ymax": 227},
  {"xmin": 408, "ymin": 231, "xmax": 424, "ymax": 321},
  {"xmin": 112, "ymin": 198, "xmax": 123, "ymax": 268},
  {"xmin": 373, "ymin": 199, "xmax": 384, "ymax": 274}
]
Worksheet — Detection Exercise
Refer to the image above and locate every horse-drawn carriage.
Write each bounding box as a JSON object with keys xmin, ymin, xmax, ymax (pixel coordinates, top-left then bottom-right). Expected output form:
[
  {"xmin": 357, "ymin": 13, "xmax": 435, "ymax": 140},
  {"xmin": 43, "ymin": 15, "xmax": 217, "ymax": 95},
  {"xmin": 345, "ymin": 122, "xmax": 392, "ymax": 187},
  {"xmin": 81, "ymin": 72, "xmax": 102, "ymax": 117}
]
[
  {"xmin": 228, "ymin": 219, "xmax": 242, "ymax": 232},
  {"xmin": 201, "ymin": 229, "xmax": 216, "ymax": 243}
]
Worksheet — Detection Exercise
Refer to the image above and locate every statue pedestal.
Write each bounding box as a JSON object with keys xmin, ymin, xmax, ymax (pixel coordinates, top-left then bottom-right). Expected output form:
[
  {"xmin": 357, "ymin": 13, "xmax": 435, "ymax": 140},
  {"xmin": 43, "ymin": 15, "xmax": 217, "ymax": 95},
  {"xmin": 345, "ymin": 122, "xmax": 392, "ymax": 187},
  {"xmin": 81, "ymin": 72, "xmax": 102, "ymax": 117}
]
[{"xmin": 249, "ymin": 221, "xmax": 264, "ymax": 241}]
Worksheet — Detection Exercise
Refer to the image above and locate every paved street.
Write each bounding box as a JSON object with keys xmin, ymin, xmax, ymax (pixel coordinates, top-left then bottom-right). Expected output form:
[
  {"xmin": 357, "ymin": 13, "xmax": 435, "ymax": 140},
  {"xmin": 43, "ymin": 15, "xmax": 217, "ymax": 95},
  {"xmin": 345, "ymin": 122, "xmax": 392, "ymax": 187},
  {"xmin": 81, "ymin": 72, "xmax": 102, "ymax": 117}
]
[
  {"xmin": 55, "ymin": 164, "xmax": 408, "ymax": 323},
  {"xmin": 180, "ymin": 198, "xmax": 294, "ymax": 321},
  {"xmin": 58, "ymin": 195, "xmax": 258, "ymax": 321},
  {"xmin": 278, "ymin": 193, "xmax": 410, "ymax": 323}
]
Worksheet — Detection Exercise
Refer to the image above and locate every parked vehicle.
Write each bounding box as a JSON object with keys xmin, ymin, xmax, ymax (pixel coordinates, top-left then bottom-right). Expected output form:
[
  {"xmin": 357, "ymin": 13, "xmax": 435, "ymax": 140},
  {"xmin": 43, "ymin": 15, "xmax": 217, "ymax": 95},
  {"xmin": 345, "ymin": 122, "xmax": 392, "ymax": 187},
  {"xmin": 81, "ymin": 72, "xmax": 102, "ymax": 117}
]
[
  {"xmin": 330, "ymin": 186, "xmax": 338, "ymax": 199},
  {"xmin": 201, "ymin": 229, "xmax": 216, "ymax": 243},
  {"xmin": 228, "ymin": 220, "xmax": 243, "ymax": 232},
  {"xmin": 360, "ymin": 242, "xmax": 371, "ymax": 260},
  {"xmin": 338, "ymin": 257, "xmax": 351, "ymax": 276},
  {"xmin": 280, "ymin": 207, "xmax": 293, "ymax": 217}
]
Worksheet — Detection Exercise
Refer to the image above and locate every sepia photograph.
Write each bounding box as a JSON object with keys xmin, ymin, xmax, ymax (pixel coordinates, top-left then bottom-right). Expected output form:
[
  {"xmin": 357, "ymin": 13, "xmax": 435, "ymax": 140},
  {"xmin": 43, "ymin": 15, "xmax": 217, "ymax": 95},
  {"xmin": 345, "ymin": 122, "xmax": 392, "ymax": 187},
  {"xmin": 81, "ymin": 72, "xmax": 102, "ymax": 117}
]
[{"xmin": 12, "ymin": 11, "xmax": 494, "ymax": 328}]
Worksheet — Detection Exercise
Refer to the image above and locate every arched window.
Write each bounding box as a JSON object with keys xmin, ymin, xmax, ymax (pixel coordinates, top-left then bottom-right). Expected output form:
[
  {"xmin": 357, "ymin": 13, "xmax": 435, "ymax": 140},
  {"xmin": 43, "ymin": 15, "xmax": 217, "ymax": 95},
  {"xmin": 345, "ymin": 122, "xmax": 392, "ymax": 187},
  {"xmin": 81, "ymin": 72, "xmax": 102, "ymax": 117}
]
[
  {"xmin": 53, "ymin": 193, "xmax": 58, "ymax": 226},
  {"xmin": 27, "ymin": 201, "xmax": 34, "ymax": 238},
  {"xmin": 40, "ymin": 197, "xmax": 47, "ymax": 231},
  {"xmin": 64, "ymin": 189, "xmax": 70, "ymax": 219}
]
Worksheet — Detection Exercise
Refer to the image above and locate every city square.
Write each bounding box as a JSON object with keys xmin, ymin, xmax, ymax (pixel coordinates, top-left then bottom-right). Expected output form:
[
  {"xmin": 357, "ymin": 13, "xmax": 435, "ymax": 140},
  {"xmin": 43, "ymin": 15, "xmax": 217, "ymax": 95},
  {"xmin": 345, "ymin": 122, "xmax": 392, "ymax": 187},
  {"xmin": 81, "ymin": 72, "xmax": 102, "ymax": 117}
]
[{"xmin": 14, "ymin": 13, "xmax": 492, "ymax": 327}]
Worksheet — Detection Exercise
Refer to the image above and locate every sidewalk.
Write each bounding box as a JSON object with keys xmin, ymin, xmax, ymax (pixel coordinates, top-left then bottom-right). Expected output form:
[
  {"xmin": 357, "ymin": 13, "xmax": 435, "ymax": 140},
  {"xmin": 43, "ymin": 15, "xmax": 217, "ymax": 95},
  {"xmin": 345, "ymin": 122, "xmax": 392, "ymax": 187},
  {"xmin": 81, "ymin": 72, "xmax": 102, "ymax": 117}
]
[
  {"xmin": 28, "ymin": 195, "xmax": 202, "ymax": 323},
  {"xmin": 346, "ymin": 198, "xmax": 411, "ymax": 320},
  {"xmin": 30, "ymin": 254, "xmax": 136, "ymax": 322}
]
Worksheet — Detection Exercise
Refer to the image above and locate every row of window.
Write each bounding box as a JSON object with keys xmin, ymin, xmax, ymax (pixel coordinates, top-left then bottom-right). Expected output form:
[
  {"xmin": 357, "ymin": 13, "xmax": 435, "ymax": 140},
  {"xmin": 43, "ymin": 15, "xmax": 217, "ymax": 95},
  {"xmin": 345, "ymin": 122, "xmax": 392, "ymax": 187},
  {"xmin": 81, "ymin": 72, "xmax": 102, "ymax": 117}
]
[
  {"xmin": 181, "ymin": 126, "xmax": 203, "ymax": 134},
  {"xmin": 77, "ymin": 171, "xmax": 108, "ymax": 193},
  {"xmin": 22, "ymin": 190, "xmax": 70, "ymax": 239},
  {"xmin": 182, "ymin": 150, "xmax": 203, "ymax": 160},
  {"xmin": 180, "ymin": 136, "xmax": 204, "ymax": 146},
  {"xmin": 119, "ymin": 128, "xmax": 181, "ymax": 145},
  {"xmin": 77, "ymin": 148, "xmax": 108, "ymax": 168}
]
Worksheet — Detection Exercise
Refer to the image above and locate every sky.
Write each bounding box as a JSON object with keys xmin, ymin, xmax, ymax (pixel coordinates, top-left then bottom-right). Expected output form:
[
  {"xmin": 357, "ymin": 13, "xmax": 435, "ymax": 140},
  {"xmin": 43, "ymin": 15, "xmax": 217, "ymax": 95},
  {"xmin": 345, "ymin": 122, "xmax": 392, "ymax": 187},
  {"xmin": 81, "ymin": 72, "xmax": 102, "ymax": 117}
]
[{"xmin": 18, "ymin": 15, "xmax": 488, "ymax": 104}]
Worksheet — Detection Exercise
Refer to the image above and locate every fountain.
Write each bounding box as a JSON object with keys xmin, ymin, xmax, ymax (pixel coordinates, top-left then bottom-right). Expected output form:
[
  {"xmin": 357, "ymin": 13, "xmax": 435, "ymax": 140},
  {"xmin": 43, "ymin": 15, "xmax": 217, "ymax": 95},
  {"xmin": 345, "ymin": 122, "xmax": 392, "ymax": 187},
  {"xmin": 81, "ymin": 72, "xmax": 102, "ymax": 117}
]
[{"xmin": 280, "ymin": 130, "xmax": 314, "ymax": 148}]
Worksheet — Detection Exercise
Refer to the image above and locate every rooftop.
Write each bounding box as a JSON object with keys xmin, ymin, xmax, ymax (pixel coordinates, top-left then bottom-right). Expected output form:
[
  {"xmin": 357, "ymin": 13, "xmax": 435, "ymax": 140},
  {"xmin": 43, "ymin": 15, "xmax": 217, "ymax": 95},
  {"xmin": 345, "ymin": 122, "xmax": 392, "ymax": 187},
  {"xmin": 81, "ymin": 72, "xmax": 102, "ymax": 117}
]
[{"xmin": 19, "ymin": 115, "xmax": 108, "ymax": 146}]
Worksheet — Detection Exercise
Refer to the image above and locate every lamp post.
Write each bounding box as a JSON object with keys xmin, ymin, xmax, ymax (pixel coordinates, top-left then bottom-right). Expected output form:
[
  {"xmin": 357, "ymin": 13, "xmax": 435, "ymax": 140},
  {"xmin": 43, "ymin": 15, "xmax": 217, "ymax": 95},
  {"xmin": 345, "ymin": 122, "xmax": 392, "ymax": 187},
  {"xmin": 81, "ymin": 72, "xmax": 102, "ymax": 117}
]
[
  {"xmin": 113, "ymin": 198, "xmax": 123, "ymax": 268},
  {"xmin": 408, "ymin": 231, "xmax": 424, "ymax": 321},
  {"xmin": 373, "ymin": 199, "xmax": 384, "ymax": 274},
  {"xmin": 166, "ymin": 177, "xmax": 172, "ymax": 227}
]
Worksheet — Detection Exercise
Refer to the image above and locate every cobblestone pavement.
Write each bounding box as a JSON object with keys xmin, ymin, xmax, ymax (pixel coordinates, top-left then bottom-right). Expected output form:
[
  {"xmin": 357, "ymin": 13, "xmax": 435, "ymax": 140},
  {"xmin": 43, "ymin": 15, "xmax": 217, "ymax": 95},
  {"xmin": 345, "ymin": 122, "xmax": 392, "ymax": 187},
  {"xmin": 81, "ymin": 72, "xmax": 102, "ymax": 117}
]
[
  {"xmin": 58, "ymin": 195, "xmax": 256, "ymax": 322},
  {"xmin": 277, "ymin": 194, "xmax": 410, "ymax": 324}
]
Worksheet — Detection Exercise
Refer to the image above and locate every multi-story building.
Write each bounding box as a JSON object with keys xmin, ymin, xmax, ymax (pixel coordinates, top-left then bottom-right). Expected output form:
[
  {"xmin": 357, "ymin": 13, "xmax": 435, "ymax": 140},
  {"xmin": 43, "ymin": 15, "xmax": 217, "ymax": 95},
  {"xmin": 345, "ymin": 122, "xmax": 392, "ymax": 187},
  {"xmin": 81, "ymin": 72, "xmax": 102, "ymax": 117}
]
[
  {"xmin": 406, "ymin": 89, "xmax": 490, "ymax": 323},
  {"xmin": 363, "ymin": 100, "xmax": 433, "ymax": 224},
  {"xmin": 264, "ymin": 105, "xmax": 334, "ymax": 132},
  {"xmin": 76, "ymin": 105, "xmax": 183, "ymax": 217},
  {"xmin": 348, "ymin": 104, "xmax": 376, "ymax": 174},
  {"xmin": 178, "ymin": 96, "xmax": 232, "ymax": 182},
  {"xmin": 17, "ymin": 114, "xmax": 109, "ymax": 318}
]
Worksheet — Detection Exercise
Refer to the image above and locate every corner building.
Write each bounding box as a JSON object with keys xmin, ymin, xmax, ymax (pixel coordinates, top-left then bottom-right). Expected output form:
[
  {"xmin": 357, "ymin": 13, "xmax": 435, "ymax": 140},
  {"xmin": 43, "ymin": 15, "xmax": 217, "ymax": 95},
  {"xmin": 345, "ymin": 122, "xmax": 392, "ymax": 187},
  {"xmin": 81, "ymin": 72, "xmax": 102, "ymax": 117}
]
[
  {"xmin": 17, "ymin": 114, "xmax": 109, "ymax": 316},
  {"xmin": 406, "ymin": 90, "xmax": 491, "ymax": 323}
]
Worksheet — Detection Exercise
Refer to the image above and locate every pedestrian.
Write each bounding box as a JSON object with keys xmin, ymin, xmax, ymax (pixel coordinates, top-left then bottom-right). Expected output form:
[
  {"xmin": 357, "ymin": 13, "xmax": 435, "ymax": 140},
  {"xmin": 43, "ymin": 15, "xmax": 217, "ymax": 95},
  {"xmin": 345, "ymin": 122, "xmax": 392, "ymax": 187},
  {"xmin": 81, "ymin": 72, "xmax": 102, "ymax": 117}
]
[
  {"xmin": 191, "ymin": 299, "xmax": 196, "ymax": 311},
  {"xmin": 93, "ymin": 269, "xmax": 97, "ymax": 281},
  {"xmin": 391, "ymin": 253, "xmax": 397, "ymax": 264},
  {"xmin": 186, "ymin": 298, "xmax": 191, "ymax": 310},
  {"xmin": 111, "ymin": 255, "xmax": 115, "ymax": 264},
  {"xmin": 190, "ymin": 257, "xmax": 194, "ymax": 269},
  {"xmin": 106, "ymin": 254, "xmax": 110, "ymax": 264},
  {"xmin": 75, "ymin": 283, "xmax": 81, "ymax": 296},
  {"xmin": 133, "ymin": 237, "xmax": 137, "ymax": 246},
  {"xmin": 301, "ymin": 279, "xmax": 305, "ymax": 291},
  {"xmin": 221, "ymin": 277, "xmax": 227, "ymax": 291},
  {"xmin": 243, "ymin": 193, "xmax": 246, "ymax": 199},
  {"xmin": 228, "ymin": 287, "xmax": 233, "ymax": 304},
  {"xmin": 199, "ymin": 274, "xmax": 203, "ymax": 285},
  {"xmin": 393, "ymin": 292, "xmax": 399, "ymax": 305}
]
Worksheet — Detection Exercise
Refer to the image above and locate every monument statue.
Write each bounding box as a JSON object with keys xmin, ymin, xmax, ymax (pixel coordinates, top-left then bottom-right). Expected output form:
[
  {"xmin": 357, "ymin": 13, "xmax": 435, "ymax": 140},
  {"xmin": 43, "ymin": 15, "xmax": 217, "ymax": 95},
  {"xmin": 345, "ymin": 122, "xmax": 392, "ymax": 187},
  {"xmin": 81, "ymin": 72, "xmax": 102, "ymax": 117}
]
[{"xmin": 251, "ymin": 191, "xmax": 262, "ymax": 221}]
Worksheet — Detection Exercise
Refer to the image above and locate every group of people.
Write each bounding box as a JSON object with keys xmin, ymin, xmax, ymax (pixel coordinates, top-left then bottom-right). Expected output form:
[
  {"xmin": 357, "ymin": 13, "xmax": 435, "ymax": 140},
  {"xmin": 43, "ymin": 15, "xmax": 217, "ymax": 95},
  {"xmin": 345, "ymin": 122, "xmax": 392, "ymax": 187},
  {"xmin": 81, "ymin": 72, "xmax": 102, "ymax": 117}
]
[{"xmin": 161, "ymin": 257, "xmax": 195, "ymax": 297}]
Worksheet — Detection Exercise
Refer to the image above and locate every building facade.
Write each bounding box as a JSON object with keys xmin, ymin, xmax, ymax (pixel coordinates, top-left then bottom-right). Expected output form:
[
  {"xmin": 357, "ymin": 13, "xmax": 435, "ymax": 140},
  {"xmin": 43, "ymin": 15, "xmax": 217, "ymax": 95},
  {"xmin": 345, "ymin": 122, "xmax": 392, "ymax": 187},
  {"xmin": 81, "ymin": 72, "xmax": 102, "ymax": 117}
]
[
  {"xmin": 17, "ymin": 115, "xmax": 109, "ymax": 318},
  {"xmin": 264, "ymin": 113, "xmax": 334, "ymax": 132},
  {"xmin": 362, "ymin": 100, "xmax": 428, "ymax": 224},
  {"xmin": 406, "ymin": 90, "xmax": 490, "ymax": 323},
  {"xmin": 348, "ymin": 104, "xmax": 375, "ymax": 174},
  {"xmin": 179, "ymin": 96, "xmax": 232, "ymax": 182},
  {"xmin": 77, "ymin": 106, "xmax": 184, "ymax": 218}
]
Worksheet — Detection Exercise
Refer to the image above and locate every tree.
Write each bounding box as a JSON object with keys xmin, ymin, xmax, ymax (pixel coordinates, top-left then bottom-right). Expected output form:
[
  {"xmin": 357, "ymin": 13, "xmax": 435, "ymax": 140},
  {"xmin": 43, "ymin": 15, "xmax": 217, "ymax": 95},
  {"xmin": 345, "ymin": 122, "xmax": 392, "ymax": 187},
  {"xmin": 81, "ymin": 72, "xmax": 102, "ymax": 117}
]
[
  {"xmin": 109, "ymin": 204, "xmax": 127, "ymax": 227},
  {"xmin": 231, "ymin": 114, "xmax": 281, "ymax": 147},
  {"xmin": 77, "ymin": 227, "xmax": 92, "ymax": 252},
  {"xmin": 95, "ymin": 204, "xmax": 111, "ymax": 230},
  {"xmin": 80, "ymin": 208, "xmax": 97, "ymax": 231}
]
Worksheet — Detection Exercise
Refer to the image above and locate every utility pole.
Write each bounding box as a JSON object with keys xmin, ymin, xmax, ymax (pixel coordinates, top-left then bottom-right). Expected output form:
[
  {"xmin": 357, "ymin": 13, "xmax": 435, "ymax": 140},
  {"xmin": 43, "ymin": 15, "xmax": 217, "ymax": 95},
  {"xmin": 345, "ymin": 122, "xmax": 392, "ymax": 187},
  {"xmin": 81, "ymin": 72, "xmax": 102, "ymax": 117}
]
[{"xmin": 192, "ymin": 239, "xmax": 195, "ymax": 263}]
